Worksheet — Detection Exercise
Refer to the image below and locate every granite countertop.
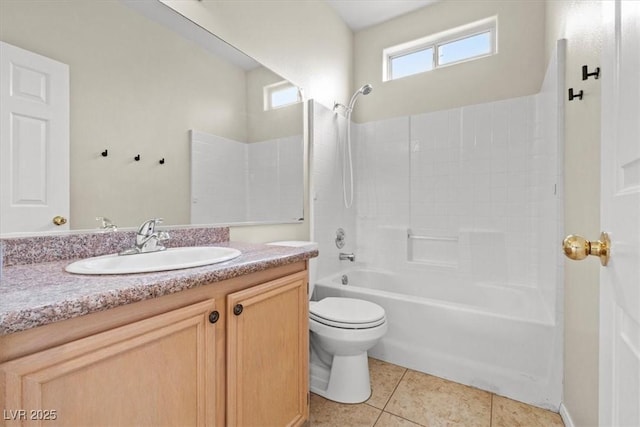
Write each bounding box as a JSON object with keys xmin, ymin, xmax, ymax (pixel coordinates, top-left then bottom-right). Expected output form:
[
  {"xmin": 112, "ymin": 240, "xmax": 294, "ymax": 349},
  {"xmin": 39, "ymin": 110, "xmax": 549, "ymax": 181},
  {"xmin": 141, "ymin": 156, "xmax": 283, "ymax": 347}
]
[{"xmin": 0, "ymin": 242, "xmax": 318, "ymax": 336}]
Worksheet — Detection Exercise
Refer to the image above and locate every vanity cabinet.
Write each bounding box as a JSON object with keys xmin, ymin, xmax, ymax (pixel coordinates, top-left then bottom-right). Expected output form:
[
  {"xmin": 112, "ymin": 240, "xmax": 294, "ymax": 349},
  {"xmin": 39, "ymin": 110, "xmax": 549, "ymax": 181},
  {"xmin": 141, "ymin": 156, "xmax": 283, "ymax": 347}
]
[
  {"xmin": 227, "ymin": 273, "xmax": 308, "ymax": 426},
  {"xmin": 0, "ymin": 263, "xmax": 309, "ymax": 427},
  {"xmin": 1, "ymin": 300, "xmax": 217, "ymax": 426}
]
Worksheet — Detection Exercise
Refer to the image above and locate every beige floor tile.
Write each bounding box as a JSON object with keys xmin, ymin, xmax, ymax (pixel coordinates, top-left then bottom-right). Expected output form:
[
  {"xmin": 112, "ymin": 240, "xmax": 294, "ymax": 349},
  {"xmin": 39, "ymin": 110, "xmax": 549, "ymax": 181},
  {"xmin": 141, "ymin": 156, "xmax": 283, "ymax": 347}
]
[
  {"xmin": 491, "ymin": 395, "xmax": 564, "ymax": 427},
  {"xmin": 310, "ymin": 393, "xmax": 382, "ymax": 427},
  {"xmin": 367, "ymin": 358, "xmax": 408, "ymax": 409},
  {"xmin": 374, "ymin": 412, "xmax": 423, "ymax": 427},
  {"xmin": 385, "ymin": 370, "xmax": 492, "ymax": 427}
]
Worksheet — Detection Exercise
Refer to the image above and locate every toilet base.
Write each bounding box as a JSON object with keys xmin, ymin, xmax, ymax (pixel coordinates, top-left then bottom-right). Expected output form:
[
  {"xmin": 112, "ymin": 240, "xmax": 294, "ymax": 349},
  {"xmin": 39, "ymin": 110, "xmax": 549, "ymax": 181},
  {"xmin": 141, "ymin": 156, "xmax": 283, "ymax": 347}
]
[{"xmin": 310, "ymin": 350, "xmax": 371, "ymax": 404}]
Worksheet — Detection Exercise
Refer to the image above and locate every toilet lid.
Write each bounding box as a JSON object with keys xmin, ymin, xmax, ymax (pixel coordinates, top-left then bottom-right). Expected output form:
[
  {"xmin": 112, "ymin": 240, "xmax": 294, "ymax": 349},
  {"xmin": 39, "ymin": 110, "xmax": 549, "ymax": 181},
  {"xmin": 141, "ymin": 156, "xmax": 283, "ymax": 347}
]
[{"xmin": 310, "ymin": 297, "xmax": 385, "ymax": 328}]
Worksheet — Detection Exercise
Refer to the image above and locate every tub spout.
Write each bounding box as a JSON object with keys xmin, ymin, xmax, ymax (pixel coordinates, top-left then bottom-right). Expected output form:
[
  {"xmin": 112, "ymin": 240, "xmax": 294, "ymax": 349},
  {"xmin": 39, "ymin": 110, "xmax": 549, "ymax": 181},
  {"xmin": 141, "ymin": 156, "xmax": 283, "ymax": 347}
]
[{"xmin": 339, "ymin": 252, "xmax": 356, "ymax": 262}]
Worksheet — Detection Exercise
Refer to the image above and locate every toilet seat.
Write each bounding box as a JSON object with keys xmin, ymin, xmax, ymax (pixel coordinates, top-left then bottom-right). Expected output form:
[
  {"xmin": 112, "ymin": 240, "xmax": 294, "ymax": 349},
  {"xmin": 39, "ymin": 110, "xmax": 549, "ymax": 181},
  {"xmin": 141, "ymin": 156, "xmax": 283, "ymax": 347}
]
[{"xmin": 310, "ymin": 298, "xmax": 386, "ymax": 329}]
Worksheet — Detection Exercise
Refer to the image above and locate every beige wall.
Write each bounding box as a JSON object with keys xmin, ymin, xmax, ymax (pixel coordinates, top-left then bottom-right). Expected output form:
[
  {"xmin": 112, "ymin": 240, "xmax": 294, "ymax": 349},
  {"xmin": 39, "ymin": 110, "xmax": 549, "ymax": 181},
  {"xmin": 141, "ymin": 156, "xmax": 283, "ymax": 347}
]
[
  {"xmin": 246, "ymin": 67, "xmax": 303, "ymax": 143},
  {"xmin": 162, "ymin": 0, "xmax": 353, "ymax": 112},
  {"xmin": 353, "ymin": 0, "xmax": 545, "ymax": 123},
  {"xmin": 545, "ymin": 1, "xmax": 602, "ymax": 426}
]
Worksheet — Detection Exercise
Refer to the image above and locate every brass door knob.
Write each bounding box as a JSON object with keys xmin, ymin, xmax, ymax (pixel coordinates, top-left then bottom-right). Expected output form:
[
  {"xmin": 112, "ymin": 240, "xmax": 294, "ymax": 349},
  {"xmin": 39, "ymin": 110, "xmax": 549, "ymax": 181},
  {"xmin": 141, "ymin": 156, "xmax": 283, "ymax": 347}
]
[
  {"xmin": 52, "ymin": 215, "xmax": 67, "ymax": 226},
  {"xmin": 563, "ymin": 232, "xmax": 610, "ymax": 266}
]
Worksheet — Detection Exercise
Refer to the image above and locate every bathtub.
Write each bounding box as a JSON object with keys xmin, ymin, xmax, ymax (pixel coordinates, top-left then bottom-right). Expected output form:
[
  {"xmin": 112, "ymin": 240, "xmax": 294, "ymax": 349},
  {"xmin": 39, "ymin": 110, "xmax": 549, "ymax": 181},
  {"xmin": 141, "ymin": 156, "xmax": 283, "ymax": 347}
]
[{"xmin": 313, "ymin": 268, "xmax": 562, "ymax": 410}]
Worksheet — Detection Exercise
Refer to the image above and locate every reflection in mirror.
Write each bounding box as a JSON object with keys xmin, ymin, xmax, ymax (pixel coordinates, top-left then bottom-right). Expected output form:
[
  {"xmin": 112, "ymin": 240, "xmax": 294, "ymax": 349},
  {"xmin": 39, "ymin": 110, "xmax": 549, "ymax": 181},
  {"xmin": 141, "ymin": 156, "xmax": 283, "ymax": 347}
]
[{"xmin": 0, "ymin": 0, "xmax": 303, "ymax": 234}]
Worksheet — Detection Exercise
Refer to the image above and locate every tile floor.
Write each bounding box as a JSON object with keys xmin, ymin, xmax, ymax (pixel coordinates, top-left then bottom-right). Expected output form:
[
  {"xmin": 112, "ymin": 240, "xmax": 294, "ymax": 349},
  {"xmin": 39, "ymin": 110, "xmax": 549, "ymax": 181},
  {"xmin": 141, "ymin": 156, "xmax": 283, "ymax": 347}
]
[{"xmin": 310, "ymin": 358, "xmax": 565, "ymax": 427}]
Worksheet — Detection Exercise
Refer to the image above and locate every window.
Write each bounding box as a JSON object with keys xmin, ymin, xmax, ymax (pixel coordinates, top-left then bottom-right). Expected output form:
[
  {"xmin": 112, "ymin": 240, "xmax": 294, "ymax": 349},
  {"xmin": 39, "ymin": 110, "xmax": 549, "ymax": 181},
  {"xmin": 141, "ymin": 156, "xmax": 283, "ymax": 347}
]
[
  {"xmin": 389, "ymin": 47, "xmax": 434, "ymax": 80},
  {"xmin": 264, "ymin": 81, "xmax": 301, "ymax": 110},
  {"xmin": 383, "ymin": 17, "xmax": 497, "ymax": 81}
]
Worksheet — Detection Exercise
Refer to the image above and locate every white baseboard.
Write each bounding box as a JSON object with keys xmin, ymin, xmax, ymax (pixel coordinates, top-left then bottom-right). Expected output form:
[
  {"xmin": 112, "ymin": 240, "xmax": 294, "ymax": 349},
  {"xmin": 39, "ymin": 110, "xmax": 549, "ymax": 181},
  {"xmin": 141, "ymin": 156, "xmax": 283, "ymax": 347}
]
[{"xmin": 559, "ymin": 403, "xmax": 575, "ymax": 427}]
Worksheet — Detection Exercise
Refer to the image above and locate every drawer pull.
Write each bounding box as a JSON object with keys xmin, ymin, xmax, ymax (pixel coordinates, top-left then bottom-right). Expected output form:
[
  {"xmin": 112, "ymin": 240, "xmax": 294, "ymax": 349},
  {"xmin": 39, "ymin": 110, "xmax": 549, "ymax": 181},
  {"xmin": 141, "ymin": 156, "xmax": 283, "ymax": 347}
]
[
  {"xmin": 233, "ymin": 304, "xmax": 243, "ymax": 316},
  {"xmin": 209, "ymin": 311, "xmax": 219, "ymax": 324}
]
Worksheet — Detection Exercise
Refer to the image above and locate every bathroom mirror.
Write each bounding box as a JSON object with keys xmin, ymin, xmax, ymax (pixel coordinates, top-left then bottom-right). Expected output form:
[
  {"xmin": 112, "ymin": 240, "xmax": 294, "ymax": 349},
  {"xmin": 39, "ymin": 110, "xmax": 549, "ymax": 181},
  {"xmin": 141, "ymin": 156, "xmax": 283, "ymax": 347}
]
[{"xmin": 0, "ymin": 0, "xmax": 304, "ymax": 233}]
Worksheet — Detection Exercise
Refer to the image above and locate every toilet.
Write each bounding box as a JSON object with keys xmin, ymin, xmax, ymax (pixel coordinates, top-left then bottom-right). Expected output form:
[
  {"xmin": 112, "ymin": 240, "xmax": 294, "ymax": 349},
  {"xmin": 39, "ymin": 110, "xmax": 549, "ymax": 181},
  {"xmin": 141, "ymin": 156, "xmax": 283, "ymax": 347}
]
[
  {"xmin": 266, "ymin": 241, "xmax": 388, "ymax": 404},
  {"xmin": 309, "ymin": 297, "xmax": 387, "ymax": 403}
]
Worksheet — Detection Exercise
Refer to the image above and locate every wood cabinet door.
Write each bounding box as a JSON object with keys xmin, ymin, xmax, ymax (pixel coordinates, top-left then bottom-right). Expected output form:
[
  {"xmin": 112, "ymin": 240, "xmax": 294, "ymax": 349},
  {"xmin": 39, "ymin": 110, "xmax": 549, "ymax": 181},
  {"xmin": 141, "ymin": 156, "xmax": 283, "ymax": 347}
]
[
  {"xmin": 226, "ymin": 271, "xmax": 309, "ymax": 427},
  {"xmin": 0, "ymin": 299, "xmax": 217, "ymax": 427}
]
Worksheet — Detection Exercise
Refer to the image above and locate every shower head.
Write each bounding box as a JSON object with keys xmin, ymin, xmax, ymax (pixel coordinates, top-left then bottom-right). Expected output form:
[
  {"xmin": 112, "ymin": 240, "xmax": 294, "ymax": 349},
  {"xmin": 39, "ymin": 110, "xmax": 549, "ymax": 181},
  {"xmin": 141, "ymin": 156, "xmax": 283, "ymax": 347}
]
[
  {"xmin": 347, "ymin": 84, "xmax": 373, "ymax": 111},
  {"xmin": 360, "ymin": 84, "xmax": 373, "ymax": 95}
]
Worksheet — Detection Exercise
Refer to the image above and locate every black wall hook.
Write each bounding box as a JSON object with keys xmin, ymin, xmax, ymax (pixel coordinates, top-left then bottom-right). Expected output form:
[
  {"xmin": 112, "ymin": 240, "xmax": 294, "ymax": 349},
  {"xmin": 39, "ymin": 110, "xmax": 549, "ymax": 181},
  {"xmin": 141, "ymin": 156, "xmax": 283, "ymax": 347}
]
[
  {"xmin": 568, "ymin": 88, "xmax": 583, "ymax": 101},
  {"xmin": 159, "ymin": 158, "xmax": 165, "ymax": 165},
  {"xmin": 101, "ymin": 149, "xmax": 108, "ymax": 157},
  {"xmin": 134, "ymin": 154, "xmax": 140, "ymax": 161},
  {"xmin": 582, "ymin": 65, "xmax": 600, "ymax": 80}
]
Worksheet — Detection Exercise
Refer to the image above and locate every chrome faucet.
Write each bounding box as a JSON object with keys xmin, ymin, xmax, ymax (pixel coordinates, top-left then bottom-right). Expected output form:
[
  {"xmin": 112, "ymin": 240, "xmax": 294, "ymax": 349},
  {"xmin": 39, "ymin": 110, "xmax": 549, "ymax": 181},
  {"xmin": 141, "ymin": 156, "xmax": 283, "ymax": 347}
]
[
  {"xmin": 96, "ymin": 216, "xmax": 117, "ymax": 232},
  {"xmin": 119, "ymin": 218, "xmax": 170, "ymax": 255},
  {"xmin": 339, "ymin": 252, "xmax": 355, "ymax": 262}
]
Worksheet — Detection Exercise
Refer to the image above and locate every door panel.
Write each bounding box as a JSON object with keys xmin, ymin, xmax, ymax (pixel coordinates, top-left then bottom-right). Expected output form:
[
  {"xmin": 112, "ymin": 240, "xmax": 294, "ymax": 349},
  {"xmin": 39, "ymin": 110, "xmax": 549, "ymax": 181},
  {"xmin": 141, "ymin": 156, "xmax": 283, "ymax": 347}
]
[
  {"xmin": 600, "ymin": 1, "xmax": 640, "ymax": 425},
  {"xmin": 0, "ymin": 41, "xmax": 69, "ymax": 234}
]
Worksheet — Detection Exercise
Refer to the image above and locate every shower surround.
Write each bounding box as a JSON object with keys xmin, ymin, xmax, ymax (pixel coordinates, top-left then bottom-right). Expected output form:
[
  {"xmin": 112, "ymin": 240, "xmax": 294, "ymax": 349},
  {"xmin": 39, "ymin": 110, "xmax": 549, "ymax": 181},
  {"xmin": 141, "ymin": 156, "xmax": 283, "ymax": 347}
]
[{"xmin": 311, "ymin": 43, "xmax": 565, "ymax": 409}]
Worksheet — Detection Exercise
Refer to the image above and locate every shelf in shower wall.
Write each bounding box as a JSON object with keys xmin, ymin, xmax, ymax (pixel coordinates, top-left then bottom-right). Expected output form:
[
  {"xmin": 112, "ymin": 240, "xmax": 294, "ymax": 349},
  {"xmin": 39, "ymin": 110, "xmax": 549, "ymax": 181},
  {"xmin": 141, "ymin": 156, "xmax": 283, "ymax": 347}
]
[{"xmin": 407, "ymin": 231, "xmax": 459, "ymax": 267}]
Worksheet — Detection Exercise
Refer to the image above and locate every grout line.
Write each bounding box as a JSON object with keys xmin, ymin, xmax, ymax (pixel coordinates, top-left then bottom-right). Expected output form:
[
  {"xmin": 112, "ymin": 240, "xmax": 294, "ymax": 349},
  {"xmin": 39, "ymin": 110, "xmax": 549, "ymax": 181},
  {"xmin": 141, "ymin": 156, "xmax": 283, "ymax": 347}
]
[
  {"xmin": 490, "ymin": 393, "xmax": 494, "ymax": 427},
  {"xmin": 384, "ymin": 410, "xmax": 428, "ymax": 427},
  {"xmin": 382, "ymin": 367, "xmax": 409, "ymax": 411},
  {"xmin": 371, "ymin": 408, "xmax": 383, "ymax": 427}
]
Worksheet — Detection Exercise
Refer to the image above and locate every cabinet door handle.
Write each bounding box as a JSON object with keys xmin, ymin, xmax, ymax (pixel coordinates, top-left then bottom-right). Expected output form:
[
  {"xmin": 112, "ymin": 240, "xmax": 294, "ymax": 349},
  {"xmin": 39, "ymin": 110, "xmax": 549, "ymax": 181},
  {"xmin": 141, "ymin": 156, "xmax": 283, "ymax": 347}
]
[
  {"xmin": 233, "ymin": 304, "xmax": 243, "ymax": 316},
  {"xmin": 209, "ymin": 311, "xmax": 220, "ymax": 324}
]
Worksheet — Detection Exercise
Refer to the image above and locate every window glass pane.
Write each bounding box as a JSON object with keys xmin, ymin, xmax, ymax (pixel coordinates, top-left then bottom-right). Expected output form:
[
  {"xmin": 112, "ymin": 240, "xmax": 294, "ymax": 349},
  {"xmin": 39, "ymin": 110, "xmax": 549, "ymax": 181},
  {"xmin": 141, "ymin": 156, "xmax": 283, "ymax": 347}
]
[
  {"xmin": 271, "ymin": 85, "xmax": 299, "ymax": 109},
  {"xmin": 438, "ymin": 31, "xmax": 491, "ymax": 65},
  {"xmin": 390, "ymin": 47, "xmax": 433, "ymax": 80}
]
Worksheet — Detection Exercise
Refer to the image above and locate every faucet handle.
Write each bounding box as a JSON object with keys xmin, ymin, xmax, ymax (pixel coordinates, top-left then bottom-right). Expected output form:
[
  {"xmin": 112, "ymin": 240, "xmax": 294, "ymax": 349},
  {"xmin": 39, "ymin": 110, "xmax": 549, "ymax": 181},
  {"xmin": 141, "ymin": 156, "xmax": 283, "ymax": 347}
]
[{"xmin": 138, "ymin": 218, "xmax": 163, "ymax": 235}]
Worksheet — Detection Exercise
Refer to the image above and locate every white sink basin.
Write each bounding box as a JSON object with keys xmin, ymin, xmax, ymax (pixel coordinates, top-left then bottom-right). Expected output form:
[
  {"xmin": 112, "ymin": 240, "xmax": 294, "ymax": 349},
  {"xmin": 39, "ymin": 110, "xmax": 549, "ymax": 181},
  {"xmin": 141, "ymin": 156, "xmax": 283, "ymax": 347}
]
[{"xmin": 65, "ymin": 246, "xmax": 242, "ymax": 275}]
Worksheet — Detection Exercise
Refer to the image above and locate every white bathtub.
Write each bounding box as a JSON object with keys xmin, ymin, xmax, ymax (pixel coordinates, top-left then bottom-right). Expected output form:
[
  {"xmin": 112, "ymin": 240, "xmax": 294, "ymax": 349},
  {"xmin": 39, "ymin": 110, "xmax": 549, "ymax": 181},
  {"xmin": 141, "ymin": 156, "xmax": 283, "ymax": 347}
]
[{"xmin": 313, "ymin": 268, "xmax": 562, "ymax": 410}]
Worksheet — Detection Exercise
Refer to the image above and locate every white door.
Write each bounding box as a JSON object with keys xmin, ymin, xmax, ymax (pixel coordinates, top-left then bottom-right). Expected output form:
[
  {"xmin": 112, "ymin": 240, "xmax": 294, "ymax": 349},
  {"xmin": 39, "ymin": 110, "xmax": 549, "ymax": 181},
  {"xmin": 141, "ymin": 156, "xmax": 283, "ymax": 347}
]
[
  {"xmin": 600, "ymin": 1, "xmax": 640, "ymax": 425},
  {"xmin": 0, "ymin": 41, "xmax": 69, "ymax": 234}
]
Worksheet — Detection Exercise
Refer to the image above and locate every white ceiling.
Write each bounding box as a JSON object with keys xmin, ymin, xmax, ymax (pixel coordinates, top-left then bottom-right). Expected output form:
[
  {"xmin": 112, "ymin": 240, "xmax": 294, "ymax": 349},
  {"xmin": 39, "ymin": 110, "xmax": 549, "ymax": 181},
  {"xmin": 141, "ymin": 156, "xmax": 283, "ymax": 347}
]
[{"xmin": 325, "ymin": 0, "xmax": 441, "ymax": 32}]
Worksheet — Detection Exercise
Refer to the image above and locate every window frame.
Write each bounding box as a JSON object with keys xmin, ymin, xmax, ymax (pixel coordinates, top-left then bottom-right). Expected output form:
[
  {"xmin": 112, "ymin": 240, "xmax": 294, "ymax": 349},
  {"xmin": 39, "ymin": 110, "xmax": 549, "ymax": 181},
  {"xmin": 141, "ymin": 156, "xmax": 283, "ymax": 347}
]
[{"xmin": 383, "ymin": 16, "xmax": 498, "ymax": 82}]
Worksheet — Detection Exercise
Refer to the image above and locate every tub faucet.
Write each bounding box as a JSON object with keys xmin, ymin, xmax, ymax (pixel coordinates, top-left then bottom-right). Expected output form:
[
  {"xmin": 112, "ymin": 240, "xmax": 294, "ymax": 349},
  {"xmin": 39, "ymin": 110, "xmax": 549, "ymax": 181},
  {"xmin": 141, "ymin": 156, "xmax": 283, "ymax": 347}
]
[
  {"xmin": 120, "ymin": 218, "xmax": 170, "ymax": 255},
  {"xmin": 339, "ymin": 252, "xmax": 355, "ymax": 262}
]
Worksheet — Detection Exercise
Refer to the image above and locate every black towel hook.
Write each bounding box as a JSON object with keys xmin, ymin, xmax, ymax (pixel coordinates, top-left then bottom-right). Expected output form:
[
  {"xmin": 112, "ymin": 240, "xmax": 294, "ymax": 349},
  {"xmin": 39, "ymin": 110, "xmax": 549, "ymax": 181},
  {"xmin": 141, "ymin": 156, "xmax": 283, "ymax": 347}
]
[
  {"xmin": 134, "ymin": 154, "xmax": 140, "ymax": 161},
  {"xmin": 159, "ymin": 158, "xmax": 165, "ymax": 165},
  {"xmin": 568, "ymin": 88, "xmax": 583, "ymax": 101},
  {"xmin": 582, "ymin": 65, "xmax": 600, "ymax": 80},
  {"xmin": 101, "ymin": 149, "xmax": 108, "ymax": 157}
]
